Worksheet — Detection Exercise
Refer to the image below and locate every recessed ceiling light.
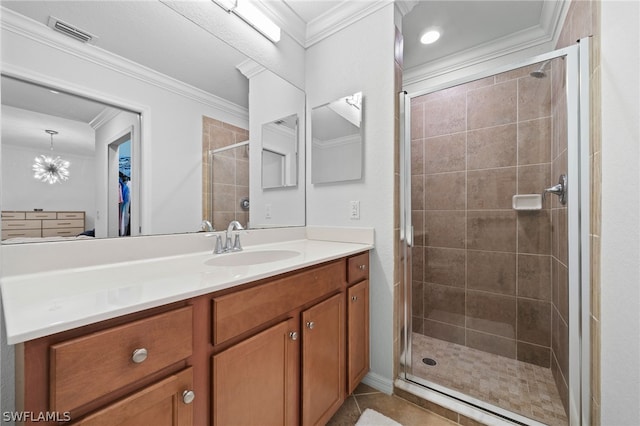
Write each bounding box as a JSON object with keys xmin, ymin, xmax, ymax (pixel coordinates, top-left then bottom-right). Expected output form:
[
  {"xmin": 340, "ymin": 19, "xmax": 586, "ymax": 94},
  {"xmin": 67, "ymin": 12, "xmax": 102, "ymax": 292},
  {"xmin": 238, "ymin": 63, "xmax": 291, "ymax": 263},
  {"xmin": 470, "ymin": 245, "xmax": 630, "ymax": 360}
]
[
  {"xmin": 49, "ymin": 90, "xmax": 60, "ymax": 94},
  {"xmin": 420, "ymin": 30, "xmax": 441, "ymax": 45}
]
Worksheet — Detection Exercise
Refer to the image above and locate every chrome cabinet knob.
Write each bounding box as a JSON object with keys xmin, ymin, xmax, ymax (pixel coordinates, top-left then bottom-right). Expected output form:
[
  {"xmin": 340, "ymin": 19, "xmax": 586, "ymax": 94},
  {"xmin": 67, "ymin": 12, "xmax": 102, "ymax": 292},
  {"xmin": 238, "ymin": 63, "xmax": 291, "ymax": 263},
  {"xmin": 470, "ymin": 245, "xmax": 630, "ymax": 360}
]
[
  {"xmin": 358, "ymin": 264, "xmax": 367, "ymax": 270},
  {"xmin": 182, "ymin": 390, "xmax": 195, "ymax": 404},
  {"xmin": 351, "ymin": 295, "xmax": 358, "ymax": 302},
  {"xmin": 306, "ymin": 321, "xmax": 315, "ymax": 330},
  {"xmin": 289, "ymin": 331, "xmax": 298, "ymax": 341},
  {"xmin": 131, "ymin": 348, "xmax": 148, "ymax": 364}
]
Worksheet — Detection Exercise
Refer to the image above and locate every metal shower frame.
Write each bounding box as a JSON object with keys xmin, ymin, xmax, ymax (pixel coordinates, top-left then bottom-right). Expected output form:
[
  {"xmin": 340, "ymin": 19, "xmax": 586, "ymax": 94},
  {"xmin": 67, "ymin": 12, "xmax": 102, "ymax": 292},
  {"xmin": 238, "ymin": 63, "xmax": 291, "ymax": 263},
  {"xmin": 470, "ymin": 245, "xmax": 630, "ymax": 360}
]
[{"xmin": 398, "ymin": 38, "xmax": 591, "ymax": 425}]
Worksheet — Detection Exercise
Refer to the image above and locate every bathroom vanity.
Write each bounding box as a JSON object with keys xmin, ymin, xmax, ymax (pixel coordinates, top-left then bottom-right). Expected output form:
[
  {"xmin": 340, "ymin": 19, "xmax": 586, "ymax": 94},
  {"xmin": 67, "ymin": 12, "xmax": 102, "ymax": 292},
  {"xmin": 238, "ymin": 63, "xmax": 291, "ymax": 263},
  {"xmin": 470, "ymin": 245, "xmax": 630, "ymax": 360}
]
[{"xmin": 2, "ymin": 232, "xmax": 371, "ymax": 425}]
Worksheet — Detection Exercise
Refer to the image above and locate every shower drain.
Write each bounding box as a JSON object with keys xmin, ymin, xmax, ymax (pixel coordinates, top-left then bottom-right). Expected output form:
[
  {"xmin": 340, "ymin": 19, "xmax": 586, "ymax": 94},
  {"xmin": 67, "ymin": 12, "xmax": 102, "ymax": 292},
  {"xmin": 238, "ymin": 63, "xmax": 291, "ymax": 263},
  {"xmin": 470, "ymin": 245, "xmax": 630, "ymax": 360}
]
[{"xmin": 422, "ymin": 357, "xmax": 437, "ymax": 366}]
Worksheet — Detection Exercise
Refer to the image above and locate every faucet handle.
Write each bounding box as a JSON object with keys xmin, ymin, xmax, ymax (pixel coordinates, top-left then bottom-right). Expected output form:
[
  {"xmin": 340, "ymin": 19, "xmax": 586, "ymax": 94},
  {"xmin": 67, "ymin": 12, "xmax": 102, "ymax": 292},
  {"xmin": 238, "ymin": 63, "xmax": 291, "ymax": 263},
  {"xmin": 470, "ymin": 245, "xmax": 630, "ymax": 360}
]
[
  {"xmin": 214, "ymin": 235, "xmax": 225, "ymax": 254},
  {"xmin": 232, "ymin": 233, "xmax": 243, "ymax": 251}
]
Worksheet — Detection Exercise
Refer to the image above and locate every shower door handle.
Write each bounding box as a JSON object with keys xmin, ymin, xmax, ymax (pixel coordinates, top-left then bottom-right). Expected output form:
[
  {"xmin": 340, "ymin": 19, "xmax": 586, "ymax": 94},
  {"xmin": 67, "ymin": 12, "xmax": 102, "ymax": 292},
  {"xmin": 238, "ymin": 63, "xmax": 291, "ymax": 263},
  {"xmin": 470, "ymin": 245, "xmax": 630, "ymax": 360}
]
[{"xmin": 543, "ymin": 174, "xmax": 567, "ymax": 205}]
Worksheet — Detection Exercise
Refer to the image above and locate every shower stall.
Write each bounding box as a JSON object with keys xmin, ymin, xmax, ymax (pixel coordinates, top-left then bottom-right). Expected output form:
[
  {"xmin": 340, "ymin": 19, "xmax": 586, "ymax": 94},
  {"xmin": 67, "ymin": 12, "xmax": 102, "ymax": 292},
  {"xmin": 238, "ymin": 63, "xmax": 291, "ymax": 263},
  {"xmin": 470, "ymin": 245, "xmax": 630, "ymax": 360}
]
[
  {"xmin": 399, "ymin": 41, "xmax": 590, "ymax": 425},
  {"xmin": 202, "ymin": 116, "xmax": 250, "ymax": 231}
]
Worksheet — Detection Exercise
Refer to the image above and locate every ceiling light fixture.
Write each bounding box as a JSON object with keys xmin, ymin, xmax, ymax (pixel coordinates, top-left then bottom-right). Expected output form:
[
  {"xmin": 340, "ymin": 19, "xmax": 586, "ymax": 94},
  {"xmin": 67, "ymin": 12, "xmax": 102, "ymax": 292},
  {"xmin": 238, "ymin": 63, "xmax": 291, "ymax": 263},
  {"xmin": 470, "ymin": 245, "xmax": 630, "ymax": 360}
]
[
  {"xmin": 32, "ymin": 130, "xmax": 70, "ymax": 184},
  {"xmin": 420, "ymin": 30, "xmax": 441, "ymax": 45},
  {"xmin": 212, "ymin": 0, "xmax": 281, "ymax": 43}
]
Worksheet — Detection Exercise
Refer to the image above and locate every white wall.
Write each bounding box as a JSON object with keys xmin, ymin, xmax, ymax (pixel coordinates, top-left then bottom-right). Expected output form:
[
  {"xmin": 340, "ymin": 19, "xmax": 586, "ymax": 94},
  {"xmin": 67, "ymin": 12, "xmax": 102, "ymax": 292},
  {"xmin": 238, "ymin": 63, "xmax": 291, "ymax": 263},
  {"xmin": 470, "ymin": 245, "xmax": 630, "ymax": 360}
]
[
  {"xmin": 306, "ymin": 4, "xmax": 396, "ymax": 390},
  {"xmin": 600, "ymin": 1, "xmax": 640, "ymax": 424},
  {"xmin": 1, "ymin": 144, "xmax": 96, "ymax": 231},
  {"xmin": 249, "ymin": 69, "xmax": 306, "ymax": 228}
]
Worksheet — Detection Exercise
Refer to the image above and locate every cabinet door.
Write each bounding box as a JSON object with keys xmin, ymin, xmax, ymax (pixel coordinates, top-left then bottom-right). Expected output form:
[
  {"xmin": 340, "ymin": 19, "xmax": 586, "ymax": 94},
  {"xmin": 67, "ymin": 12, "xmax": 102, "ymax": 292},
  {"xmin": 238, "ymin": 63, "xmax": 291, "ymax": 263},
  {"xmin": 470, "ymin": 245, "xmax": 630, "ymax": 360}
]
[
  {"xmin": 72, "ymin": 368, "xmax": 193, "ymax": 426},
  {"xmin": 347, "ymin": 280, "xmax": 369, "ymax": 394},
  {"xmin": 301, "ymin": 293, "xmax": 345, "ymax": 426},
  {"xmin": 212, "ymin": 318, "xmax": 299, "ymax": 426}
]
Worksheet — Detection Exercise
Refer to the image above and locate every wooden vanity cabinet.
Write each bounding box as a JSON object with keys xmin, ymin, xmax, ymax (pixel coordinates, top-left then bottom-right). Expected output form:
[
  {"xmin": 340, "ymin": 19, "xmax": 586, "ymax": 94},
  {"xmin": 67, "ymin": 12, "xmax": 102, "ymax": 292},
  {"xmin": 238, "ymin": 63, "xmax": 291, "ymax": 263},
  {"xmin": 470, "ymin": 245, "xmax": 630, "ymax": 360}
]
[
  {"xmin": 301, "ymin": 293, "xmax": 345, "ymax": 426},
  {"xmin": 210, "ymin": 254, "xmax": 369, "ymax": 426},
  {"xmin": 210, "ymin": 259, "xmax": 346, "ymax": 426},
  {"xmin": 16, "ymin": 251, "xmax": 370, "ymax": 426},
  {"xmin": 346, "ymin": 252, "xmax": 370, "ymax": 395},
  {"xmin": 16, "ymin": 305, "xmax": 195, "ymax": 426},
  {"xmin": 212, "ymin": 318, "xmax": 299, "ymax": 426},
  {"xmin": 347, "ymin": 279, "xmax": 369, "ymax": 394},
  {"xmin": 71, "ymin": 367, "xmax": 194, "ymax": 426}
]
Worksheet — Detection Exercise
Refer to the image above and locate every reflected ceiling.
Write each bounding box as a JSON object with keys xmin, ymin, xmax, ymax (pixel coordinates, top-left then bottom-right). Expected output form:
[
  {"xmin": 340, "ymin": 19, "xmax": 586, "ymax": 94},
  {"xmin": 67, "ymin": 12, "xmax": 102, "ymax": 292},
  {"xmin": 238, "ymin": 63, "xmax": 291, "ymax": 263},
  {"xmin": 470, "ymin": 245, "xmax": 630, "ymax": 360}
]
[{"xmin": 1, "ymin": 0, "xmax": 250, "ymax": 107}]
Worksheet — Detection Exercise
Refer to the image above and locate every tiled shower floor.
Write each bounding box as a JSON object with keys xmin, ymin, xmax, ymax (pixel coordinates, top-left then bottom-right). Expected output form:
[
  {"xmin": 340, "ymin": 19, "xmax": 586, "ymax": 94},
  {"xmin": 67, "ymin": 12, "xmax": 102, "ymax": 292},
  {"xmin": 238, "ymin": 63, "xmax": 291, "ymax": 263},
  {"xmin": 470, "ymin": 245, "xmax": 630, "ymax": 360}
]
[{"xmin": 410, "ymin": 333, "xmax": 568, "ymax": 425}]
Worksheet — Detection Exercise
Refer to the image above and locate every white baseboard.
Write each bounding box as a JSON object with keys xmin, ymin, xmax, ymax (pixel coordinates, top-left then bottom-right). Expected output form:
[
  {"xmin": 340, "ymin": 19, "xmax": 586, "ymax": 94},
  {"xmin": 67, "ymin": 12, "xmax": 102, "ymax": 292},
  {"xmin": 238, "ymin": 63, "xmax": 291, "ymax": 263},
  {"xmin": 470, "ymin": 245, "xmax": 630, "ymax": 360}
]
[{"xmin": 361, "ymin": 372, "xmax": 394, "ymax": 395}]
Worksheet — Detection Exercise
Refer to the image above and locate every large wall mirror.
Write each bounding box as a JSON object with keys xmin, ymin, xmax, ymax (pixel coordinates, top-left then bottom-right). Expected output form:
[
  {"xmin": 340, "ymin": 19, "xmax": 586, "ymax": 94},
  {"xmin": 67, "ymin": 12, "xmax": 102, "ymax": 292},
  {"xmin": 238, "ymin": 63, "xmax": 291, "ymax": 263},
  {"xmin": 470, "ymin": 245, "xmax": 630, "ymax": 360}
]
[
  {"xmin": 311, "ymin": 92, "xmax": 363, "ymax": 184},
  {"xmin": 0, "ymin": 0, "xmax": 306, "ymax": 243}
]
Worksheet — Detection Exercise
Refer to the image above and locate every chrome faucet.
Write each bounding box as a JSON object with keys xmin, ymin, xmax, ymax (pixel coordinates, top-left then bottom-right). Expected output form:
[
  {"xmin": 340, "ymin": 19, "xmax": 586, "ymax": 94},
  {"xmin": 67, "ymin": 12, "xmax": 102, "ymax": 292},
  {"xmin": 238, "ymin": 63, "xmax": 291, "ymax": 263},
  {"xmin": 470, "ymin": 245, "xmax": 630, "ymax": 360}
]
[
  {"xmin": 225, "ymin": 220, "xmax": 244, "ymax": 252},
  {"xmin": 213, "ymin": 220, "xmax": 244, "ymax": 254},
  {"xmin": 200, "ymin": 220, "xmax": 214, "ymax": 232}
]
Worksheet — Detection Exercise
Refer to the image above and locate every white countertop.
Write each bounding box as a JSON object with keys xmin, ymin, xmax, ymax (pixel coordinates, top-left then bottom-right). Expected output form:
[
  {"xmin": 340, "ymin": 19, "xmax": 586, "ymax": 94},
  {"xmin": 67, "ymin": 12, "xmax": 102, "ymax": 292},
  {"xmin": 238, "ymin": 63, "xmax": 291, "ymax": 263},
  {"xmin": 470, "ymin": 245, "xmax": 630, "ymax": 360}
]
[{"xmin": 1, "ymin": 238, "xmax": 372, "ymax": 344}]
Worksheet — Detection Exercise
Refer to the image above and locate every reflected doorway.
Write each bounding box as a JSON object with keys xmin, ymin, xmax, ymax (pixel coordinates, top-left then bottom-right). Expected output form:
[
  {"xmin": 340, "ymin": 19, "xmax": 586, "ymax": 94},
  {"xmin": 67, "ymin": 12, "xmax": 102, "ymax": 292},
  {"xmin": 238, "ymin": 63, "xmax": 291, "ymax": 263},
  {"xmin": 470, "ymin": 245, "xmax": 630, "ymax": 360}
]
[{"xmin": 108, "ymin": 131, "xmax": 132, "ymax": 237}]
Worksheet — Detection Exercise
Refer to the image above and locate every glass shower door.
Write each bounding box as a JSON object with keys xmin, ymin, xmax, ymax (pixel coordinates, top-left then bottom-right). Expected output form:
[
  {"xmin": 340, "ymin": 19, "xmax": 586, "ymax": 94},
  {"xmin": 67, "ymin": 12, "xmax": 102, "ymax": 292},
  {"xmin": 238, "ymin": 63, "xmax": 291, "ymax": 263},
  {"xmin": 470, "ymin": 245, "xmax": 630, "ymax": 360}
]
[{"xmin": 401, "ymin": 43, "xmax": 588, "ymax": 426}]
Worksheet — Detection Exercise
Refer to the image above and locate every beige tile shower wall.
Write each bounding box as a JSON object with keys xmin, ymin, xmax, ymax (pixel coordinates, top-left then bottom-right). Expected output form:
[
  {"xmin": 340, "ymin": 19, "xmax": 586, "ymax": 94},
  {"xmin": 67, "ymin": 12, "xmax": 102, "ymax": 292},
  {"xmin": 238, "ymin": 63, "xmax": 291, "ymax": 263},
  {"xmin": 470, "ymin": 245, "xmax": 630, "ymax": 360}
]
[
  {"xmin": 555, "ymin": 0, "xmax": 602, "ymax": 423},
  {"xmin": 202, "ymin": 116, "xmax": 249, "ymax": 231},
  {"xmin": 411, "ymin": 64, "xmax": 555, "ymax": 369}
]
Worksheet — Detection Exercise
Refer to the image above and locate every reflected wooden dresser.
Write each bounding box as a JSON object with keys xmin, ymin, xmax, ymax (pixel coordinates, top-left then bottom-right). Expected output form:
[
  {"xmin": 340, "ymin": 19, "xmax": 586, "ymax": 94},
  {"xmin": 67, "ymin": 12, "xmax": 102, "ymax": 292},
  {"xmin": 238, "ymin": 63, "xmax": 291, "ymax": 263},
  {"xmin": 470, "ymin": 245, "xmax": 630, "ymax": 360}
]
[{"xmin": 1, "ymin": 211, "xmax": 85, "ymax": 240}]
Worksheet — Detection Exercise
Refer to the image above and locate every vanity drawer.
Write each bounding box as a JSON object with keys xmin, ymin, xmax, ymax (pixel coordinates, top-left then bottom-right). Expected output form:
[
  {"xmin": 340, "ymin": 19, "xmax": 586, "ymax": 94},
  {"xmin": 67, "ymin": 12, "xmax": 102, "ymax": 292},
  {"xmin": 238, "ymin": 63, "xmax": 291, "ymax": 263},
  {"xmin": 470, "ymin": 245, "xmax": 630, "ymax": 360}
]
[
  {"xmin": 26, "ymin": 211, "xmax": 57, "ymax": 220},
  {"xmin": 58, "ymin": 211, "xmax": 85, "ymax": 220},
  {"xmin": 2, "ymin": 211, "xmax": 26, "ymax": 220},
  {"xmin": 42, "ymin": 219, "xmax": 85, "ymax": 229},
  {"xmin": 1, "ymin": 229, "xmax": 41, "ymax": 240},
  {"xmin": 212, "ymin": 260, "xmax": 345, "ymax": 345},
  {"xmin": 50, "ymin": 306, "xmax": 193, "ymax": 413},
  {"xmin": 347, "ymin": 252, "xmax": 369, "ymax": 284},
  {"xmin": 1, "ymin": 219, "xmax": 41, "ymax": 229},
  {"xmin": 43, "ymin": 228, "xmax": 85, "ymax": 237}
]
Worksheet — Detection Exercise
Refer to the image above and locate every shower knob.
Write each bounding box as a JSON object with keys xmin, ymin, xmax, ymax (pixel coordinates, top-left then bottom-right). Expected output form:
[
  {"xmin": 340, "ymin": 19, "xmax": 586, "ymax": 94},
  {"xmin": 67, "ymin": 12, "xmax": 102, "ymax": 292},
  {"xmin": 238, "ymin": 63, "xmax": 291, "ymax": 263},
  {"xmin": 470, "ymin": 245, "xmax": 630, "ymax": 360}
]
[
  {"xmin": 543, "ymin": 174, "xmax": 567, "ymax": 205},
  {"xmin": 240, "ymin": 198, "xmax": 250, "ymax": 210}
]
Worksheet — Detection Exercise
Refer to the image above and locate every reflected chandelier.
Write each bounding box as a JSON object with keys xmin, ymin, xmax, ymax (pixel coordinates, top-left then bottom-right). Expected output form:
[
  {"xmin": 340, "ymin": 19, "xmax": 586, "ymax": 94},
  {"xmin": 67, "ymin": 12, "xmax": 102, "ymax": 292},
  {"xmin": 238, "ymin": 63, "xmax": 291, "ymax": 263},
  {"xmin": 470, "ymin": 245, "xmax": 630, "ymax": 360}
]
[{"xmin": 32, "ymin": 130, "xmax": 70, "ymax": 184}]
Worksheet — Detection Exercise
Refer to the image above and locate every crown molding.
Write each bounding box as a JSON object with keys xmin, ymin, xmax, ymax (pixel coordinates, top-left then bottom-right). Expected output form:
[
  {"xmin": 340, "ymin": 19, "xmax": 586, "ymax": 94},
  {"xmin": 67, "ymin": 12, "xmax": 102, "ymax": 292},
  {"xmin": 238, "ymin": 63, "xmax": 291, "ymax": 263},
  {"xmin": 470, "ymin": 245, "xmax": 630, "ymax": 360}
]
[
  {"xmin": 0, "ymin": 7, "xmax": 248, "ymax": 123},
  {"xmin": 305, "ymin": 0, "xmax": 392, "ymax": 48},
  {"xmin": 236, "ymin": 58, "xmax": 266, "ymax": 80},
  {"xmin": 403, "ymin": 0, "xmax": 569, "ymax": 87},
  {"xmin": 395, "ymin": 0, "xmax": 418, "ymax": 17},
  {"xmin": 541, "ymin": 0, "xmax": 571, "ymax": 47},
  {"xmin": 404, "ymin": 24, "xmax": 552, "ymax": 86},
  {"xmin": 256, "ymin": 0, "xmax": 393, "ymax": 48},
  {"xmin": 90, "ymin": 107, "xmax": 122, "ymax": 130},
  {"xmin": 312, "ymin": 133, "xmax": 360, "ymax": 149}
]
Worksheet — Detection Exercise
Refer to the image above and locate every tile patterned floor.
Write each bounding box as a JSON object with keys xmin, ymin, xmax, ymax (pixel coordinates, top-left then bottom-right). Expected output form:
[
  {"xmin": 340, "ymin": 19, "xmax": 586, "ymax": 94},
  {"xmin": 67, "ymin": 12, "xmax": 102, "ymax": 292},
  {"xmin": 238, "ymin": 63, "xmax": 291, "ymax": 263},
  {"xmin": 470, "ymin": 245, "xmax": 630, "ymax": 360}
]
[
  {"xmin": 410, "ymin": 333, "xmax": 568, "ymax": 425},
  {"xmin": 328, "ymin": 383, "xmax": 457, "ymax": 426}
]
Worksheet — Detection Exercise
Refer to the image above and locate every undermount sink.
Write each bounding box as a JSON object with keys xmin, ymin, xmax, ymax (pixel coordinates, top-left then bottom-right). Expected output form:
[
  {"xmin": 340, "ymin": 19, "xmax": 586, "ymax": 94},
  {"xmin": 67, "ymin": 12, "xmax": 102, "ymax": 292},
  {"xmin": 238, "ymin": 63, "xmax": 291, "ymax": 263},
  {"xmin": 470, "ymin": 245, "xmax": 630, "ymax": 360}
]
[{"xmin": 204, "ymin": 249, "xmax": 301, "ymax": 267}]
